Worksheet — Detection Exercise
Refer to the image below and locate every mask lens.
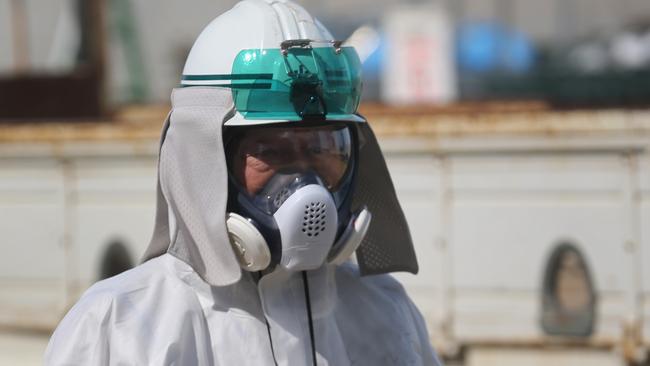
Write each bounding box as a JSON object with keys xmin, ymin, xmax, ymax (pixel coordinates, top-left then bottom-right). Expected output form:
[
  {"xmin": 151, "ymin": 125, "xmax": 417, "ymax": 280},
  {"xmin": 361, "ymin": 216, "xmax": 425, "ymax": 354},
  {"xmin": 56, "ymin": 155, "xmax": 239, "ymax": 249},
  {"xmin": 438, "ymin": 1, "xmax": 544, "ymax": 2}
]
[{"xmin": 227, "ymin": 124, "xmax": 352, "ymax": 198}]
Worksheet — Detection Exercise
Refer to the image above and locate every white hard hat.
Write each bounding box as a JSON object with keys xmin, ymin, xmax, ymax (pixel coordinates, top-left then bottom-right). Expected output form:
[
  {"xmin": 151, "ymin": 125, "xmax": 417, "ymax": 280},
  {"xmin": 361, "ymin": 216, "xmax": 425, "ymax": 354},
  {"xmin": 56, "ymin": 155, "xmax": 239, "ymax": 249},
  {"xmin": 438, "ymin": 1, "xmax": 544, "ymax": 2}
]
[{"xmin": 181, "ymin": 0, "xmax": 364, "ymax": 125}]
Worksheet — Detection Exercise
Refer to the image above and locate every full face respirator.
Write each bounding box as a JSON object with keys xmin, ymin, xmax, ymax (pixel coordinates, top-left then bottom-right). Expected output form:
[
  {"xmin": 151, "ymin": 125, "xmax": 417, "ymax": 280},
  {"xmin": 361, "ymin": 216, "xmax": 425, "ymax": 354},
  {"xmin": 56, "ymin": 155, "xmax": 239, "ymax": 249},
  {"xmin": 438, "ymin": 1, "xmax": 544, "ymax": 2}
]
[{"xmin": 224, "ymin": 122, "xmax": 371, "ymax": 272}]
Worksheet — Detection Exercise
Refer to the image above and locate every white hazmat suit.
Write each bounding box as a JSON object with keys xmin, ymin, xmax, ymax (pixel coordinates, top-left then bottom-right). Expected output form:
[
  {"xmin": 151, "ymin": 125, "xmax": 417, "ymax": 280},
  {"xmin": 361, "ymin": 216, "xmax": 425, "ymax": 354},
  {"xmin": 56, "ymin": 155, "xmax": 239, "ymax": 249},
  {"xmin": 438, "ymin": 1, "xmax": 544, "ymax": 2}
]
[
  {"xmin": 45, "ymin": 1, "xmax": 442, "ymax": 364},
  {"xmin": 45, "ymin": 87, "xmax": 441, "ymax": 366},
  {"xmin": 45, "ymin": 254, "xmax": 438, "ymax": 365}
]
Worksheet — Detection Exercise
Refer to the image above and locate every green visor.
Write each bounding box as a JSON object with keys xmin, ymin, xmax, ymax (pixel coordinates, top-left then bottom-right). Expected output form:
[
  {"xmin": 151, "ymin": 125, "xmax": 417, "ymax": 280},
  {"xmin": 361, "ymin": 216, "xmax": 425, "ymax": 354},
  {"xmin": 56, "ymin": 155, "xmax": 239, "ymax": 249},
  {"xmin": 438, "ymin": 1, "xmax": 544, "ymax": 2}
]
[{"xmin": 182, "ymin": 41, "xmax": 362, "ymax": 122}]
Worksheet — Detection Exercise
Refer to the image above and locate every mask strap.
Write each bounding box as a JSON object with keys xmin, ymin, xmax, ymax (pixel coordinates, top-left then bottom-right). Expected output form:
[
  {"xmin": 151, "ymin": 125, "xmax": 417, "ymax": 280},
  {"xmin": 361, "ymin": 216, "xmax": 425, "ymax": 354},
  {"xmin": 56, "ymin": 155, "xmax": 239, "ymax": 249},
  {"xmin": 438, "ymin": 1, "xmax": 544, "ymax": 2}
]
[{"xmin": 328, "ymin": 207, "xmax": 371, "ymax": 265}]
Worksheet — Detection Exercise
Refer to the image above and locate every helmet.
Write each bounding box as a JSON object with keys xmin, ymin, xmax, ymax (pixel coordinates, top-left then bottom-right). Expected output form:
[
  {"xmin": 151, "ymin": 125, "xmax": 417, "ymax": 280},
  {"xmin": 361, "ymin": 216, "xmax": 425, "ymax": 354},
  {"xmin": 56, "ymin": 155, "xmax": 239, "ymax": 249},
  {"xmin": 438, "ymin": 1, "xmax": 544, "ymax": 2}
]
[
  {"xmin": 144, "ymin": 0, "xmax": 418, "ymax": 287},
  {"xmin": 181, "ymin": 0, "xmax": 369, "ymax": 272},
  {"xmin": 181, "ymin": 0, "xmax": 364, "ymax": 125}
]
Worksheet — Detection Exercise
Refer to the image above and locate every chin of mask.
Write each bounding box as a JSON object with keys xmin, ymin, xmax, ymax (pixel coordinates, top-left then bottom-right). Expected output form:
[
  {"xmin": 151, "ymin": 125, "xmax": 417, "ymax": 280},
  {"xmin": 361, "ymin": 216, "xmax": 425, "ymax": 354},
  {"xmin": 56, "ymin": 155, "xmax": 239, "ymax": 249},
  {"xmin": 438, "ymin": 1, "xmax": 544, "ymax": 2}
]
[{"xmin": 224, "ymin": 123, "xmax": 370, "ymax": 272}]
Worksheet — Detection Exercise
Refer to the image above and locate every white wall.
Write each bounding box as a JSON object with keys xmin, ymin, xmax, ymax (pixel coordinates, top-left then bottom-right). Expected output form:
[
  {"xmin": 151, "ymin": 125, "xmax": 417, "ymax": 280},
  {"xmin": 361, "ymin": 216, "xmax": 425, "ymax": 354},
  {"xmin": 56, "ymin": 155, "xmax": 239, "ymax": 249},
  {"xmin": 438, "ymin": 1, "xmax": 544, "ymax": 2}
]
[{"xmin": 0, "ymin": 157, "xmax": 66, "ymax": 329}]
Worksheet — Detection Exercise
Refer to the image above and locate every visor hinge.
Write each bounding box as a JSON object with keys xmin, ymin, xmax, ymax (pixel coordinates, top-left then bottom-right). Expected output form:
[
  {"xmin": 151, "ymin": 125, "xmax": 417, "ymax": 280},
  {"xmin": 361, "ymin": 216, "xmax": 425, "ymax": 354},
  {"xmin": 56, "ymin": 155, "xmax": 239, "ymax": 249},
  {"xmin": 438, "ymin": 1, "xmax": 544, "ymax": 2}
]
[
  {"xmin": 280, "ymin": 39, "xmax": 344, "ymax": 56},
  {"xmin": 333, "ymin": 41, "xmax": 343, "ymax": 54},
  {"xmin": 281, "ymin": 39, "xmax": 312, "ymax": 56}
]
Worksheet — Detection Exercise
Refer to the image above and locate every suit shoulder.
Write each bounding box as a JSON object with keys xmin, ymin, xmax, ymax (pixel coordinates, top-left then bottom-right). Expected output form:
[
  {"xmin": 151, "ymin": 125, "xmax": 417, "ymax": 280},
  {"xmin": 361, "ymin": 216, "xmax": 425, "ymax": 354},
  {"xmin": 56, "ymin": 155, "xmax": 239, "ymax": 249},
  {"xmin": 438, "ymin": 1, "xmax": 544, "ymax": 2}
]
[
  {"xmin": 64, "ymin": 254, "xmax": 193, "ymax": 325},
  {"xmin": 335, "ymin": 262, "xmax": 408, "ymax": 298}
]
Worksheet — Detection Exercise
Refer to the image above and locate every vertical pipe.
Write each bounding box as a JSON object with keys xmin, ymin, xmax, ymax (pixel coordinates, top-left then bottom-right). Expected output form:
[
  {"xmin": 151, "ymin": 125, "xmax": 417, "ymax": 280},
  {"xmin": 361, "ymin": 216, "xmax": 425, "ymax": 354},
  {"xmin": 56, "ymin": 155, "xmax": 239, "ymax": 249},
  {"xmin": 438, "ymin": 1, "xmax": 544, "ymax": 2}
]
[
  {"xmin": 91, "ymin": 0, "xmax": 108, "ymax": 114},
  {"xmin": 61, "ymin": 159, "xmax": 78, "ymax": 307},
  {"xmin": 622, "ymin": 153, "xmax": 644, "ymax": 363},
  {"xmin": 78, "ymin": 0, "xmax": 108, "ymax": 114},
  {"xmin": 10, "ymin": 0, "xmax": 30, "ymax": 72},
  {"xmin": 437, "ymin": 155, "xmax": 457, "ymax": 357}
]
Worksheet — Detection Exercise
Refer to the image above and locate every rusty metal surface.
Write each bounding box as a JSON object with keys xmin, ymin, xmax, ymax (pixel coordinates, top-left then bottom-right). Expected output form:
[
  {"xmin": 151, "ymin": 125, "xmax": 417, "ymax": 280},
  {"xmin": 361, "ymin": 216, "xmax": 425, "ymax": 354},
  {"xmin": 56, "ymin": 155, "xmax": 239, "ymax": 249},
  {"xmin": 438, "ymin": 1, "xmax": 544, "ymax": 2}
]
[
  {"xmin": 1, "ymin": 103, "xmax": 650, "ymax": 143},
  {"xmin": 458, "ymin": 337, "xmax": 618, "ymax": 350},
  {"xmin": 1, "ymin": 0, "xmax": 109, "ymax": 120},
  {"xmin": 0, "ymin": 105, "xmax": 167, "ymax": 143},
  {"xmin": 362, "ymin": 105, "xmax": 650, "ymax": 138},
  {"xmin": 0, "ymin": 72, "xmax": 104, "ymax": 120}
]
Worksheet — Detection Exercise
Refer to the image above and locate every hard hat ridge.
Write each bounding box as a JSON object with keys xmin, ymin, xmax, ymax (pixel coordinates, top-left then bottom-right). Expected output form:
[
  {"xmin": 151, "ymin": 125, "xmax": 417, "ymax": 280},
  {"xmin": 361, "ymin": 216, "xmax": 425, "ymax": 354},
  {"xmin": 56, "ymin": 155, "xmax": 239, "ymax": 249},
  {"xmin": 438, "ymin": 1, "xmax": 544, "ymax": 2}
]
[{"xmin": 182, "ymin": 0, "xmax": 333, "ymax": 85}]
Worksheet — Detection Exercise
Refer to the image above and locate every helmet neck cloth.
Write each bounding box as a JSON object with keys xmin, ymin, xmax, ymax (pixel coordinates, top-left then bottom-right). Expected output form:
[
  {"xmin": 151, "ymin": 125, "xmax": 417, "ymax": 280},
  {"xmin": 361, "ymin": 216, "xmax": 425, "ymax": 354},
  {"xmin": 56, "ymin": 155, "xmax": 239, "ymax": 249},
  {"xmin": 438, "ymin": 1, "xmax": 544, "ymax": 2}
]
[{"xmin": 142, "ymin": 87, "xmax": 418, "ymax": 287}]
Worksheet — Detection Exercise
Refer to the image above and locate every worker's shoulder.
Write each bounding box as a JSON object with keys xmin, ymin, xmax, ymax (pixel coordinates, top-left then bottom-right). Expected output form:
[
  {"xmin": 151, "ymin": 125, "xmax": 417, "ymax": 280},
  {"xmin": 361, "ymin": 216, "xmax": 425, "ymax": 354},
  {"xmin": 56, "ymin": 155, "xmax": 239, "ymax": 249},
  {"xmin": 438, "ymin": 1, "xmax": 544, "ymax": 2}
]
[
  {"xmin": 46, "ymin": 255, "xmax": 207, "ymax": 363},
  {"xmin": 334, "ymin": 262, "xmax": 410, "ymax": 304},
  {"xmin": 333, "ymin": 262, "xmax": 428, "ymax": 349},
  {"xmin": 84, "ymin": 253, "xmax": 180, "ymax": 295},
  {"xmin": 335, "ymin": 261, "xmax": 406, "ymax": 291},
  {"xmin": 72, "ymin": 254, "xmax": 196, "ymax": 318}
]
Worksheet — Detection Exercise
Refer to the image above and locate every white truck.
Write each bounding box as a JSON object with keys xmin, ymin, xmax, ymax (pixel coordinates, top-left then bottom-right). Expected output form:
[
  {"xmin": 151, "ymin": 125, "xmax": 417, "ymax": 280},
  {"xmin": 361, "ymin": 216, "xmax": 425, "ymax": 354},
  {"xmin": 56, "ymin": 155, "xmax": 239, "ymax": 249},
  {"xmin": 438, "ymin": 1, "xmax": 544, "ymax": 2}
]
[{"xmin": 0, "ymin": 105, "xmax": 649, "ymax": 365}]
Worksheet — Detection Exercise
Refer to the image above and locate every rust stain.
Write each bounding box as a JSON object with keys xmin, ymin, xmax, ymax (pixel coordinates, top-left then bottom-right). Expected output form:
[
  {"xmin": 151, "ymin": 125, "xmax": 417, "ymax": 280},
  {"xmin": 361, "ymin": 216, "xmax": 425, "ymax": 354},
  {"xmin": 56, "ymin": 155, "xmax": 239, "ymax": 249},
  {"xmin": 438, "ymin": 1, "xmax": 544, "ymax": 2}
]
[
  {"xmin": 1, "ymin": 103, "xmax": 650, "ymax": 144},
  {"xmin": 621, "ymin": 320, "xmax": 644, "ymax": 363},
  {"xmin": 458, "ymin": 337, "xmax": 618, "ymax": 350},
  {"xmin": 0, "ymin": 105, "xmax": 169, "ymax": 143},
  {"xmin": 366, "ymin": 106, "xmax": 650, "ymax": 139}
]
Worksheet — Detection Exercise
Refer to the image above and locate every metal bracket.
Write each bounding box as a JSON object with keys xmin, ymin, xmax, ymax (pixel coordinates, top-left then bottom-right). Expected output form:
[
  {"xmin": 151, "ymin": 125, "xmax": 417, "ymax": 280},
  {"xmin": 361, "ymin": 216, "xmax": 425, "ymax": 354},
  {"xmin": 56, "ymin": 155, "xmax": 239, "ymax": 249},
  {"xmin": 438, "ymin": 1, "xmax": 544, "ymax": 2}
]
[{"xmin": 280, "ymin": 39, "xmax": 344, "ymax": 56}]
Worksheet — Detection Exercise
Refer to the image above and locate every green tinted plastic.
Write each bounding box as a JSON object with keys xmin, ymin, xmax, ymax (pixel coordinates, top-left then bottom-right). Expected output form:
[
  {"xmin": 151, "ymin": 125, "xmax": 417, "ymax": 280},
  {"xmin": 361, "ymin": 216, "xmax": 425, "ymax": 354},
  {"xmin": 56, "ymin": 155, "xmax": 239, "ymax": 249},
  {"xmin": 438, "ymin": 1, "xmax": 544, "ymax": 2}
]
[{"xmin": 228, "ymin": 46, "xmax": 362, "ymax": 120}]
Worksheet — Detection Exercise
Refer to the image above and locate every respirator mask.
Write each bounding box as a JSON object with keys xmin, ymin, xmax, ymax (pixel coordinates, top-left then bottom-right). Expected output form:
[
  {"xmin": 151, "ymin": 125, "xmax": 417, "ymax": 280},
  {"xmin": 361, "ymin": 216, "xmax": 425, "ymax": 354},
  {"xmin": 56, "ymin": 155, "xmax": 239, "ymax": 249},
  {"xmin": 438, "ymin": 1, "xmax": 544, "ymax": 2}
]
[{"xmin": 225, "ymin": 122, "xmax": 371, "ymax": 272}]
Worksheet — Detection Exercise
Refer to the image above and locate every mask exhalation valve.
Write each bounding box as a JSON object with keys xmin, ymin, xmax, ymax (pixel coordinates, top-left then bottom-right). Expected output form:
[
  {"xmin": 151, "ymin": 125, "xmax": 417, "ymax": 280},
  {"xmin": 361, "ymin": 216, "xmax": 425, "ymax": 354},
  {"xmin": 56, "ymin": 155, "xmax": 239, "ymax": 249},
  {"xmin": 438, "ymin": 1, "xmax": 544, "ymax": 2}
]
[{"xmin": 302, "ymin": 202, "xmax": 327, "ymax": 237}]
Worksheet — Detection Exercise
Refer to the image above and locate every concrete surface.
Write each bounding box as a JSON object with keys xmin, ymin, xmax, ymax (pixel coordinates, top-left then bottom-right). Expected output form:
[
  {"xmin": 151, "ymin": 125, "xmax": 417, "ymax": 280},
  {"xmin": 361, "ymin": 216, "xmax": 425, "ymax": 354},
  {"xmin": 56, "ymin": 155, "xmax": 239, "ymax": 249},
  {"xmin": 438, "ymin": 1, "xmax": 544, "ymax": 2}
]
[
  {"xmin": 0, "ymin": 330, "xmax": 50, "ymax": 366},
  {"xmin": 466, "ymin": 347, "xmax": 625, "ymax": 366}
]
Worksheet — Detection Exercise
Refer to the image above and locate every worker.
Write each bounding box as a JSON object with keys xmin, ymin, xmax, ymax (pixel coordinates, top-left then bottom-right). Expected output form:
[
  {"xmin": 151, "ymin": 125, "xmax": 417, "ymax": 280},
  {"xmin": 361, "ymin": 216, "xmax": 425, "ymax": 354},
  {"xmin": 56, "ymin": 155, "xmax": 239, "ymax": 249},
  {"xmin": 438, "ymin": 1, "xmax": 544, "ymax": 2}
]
[{"xmin": 45, "ymin": 1, "xmax": 442, "ymax": 365}]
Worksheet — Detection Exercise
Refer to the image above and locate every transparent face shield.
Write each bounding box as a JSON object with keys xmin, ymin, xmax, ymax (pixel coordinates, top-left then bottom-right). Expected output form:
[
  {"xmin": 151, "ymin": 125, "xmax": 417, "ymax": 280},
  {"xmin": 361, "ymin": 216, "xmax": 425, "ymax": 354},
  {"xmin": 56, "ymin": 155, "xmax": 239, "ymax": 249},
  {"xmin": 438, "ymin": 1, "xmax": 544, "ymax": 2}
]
[
  {"xmin": 182, "ymin": 40, "xmax": 363, "ymax": 121},
  {"xmin": 226, "ymin": 124, "xmax": 353, "ymax": 215}
]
